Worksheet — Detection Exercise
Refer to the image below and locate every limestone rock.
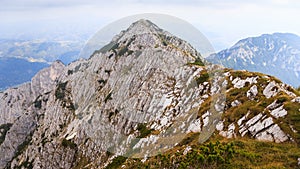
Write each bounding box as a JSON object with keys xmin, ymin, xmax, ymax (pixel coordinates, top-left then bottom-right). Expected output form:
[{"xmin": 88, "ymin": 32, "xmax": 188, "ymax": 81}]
[{"xmin": 246, "ymin": 85, "xmax": 258, "ymax": 100}]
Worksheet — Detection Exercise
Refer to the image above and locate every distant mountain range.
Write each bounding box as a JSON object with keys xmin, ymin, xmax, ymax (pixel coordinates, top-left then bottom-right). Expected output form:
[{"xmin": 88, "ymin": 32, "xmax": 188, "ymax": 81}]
[
  {"xmin": 0, "ymin": 39, "xmax": 83, "ymax": 90},
  {"xmin": 207, "ymin": 33, "xmax": 300, "ymax": 87},
  {"xmin": 0, "ymin": 39, "xmax": 83, "ymax": 64}
]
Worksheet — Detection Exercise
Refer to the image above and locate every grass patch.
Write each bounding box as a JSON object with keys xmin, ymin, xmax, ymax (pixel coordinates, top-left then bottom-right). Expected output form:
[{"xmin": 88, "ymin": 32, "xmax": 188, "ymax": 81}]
[
  {"xmin": 230, "ymin": 70, "xmax": 255, "ymax": 79},
  {"xmin": 105, "ymin": 156, "xmax": 127, "ymax": 169},
  {"xmin": 121, "ymin": 136, "xmax": 300, "ymax": 169},
  {"xmin": 283, "ymin": 101, "xmax": 300, "ymax": 144}
]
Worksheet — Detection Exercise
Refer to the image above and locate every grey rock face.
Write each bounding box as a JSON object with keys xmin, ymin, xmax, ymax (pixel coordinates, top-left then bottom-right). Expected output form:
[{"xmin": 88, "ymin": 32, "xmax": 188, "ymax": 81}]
[
  {"xmin": 0, "ymin": 61, "xmax": 65, "ymax": 168},
  {"xmin": 0, "ymin": 20, "xmax": 208, "ymax": 168}
]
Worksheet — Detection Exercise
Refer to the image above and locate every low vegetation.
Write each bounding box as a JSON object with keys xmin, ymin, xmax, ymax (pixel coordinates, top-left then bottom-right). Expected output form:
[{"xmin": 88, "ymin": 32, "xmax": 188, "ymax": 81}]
[
  {"xmin": 116, "ymin": 135, "xmax": 300, "ymax": 169},
  {"xmin": 55, "ymin": 82, "xmax": 68, "ymax": 100},
  {"xmin": 0, "ymin": 123, "xmax": 13, "ymax": 145},
  {"xmin": 136, "ymin": 123, "xmax": 153, "ymax": 138},
  {"xmin": 188, "ymin": 57, "xmax": 205, "ymax": 66},
  {"xmin": 61, "ymin": 138, "xmax": 77, "ymax": 149},
  {"xmin": 105, "ymin": 156, "xmax": 127, "ymax": 169},
  {"xmin": 195, "ymin": 70, "xmax": 210, "ymax": 85}
]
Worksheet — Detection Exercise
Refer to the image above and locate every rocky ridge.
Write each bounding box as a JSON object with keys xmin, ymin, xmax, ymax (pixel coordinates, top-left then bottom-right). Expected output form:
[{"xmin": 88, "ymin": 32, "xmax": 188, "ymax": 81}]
[{"xmin": 0, "ymin": 20, "xmax": 299, "ymax": 168}]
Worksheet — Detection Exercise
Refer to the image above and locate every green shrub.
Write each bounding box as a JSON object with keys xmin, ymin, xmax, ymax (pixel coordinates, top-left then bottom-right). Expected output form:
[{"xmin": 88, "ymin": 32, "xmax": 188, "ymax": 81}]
[
  {"xmin": 190, "ymin": 57, "xmax": 205, "ymax": 66},
  {"xmin": 277, "ymin": 96, "xmax": 289, "ymax": 103},
  {"xmin": 67, "ymin": 70, "xmax": 73, "ymax": 75},
  {"xmin": 34, "ymin": 99, "xmax": 42, "ymax": 109},
  {"xmin": 137, "ymin": 123, "xmax": 152, "ymax": 138},
  {"xmin": 0, "ymin": 123, "xmax": 13, "ymax": 145},
  {"xmin": 196, "ymin": 72, "xmax": 209, "ymax": 85},
  {"xmin": 55, "ymin": 82, "xmax": 67, "ymax": 100},
  {"xmin": 62, "ymin": 138, "xmax": 77, "ymax": 149}
]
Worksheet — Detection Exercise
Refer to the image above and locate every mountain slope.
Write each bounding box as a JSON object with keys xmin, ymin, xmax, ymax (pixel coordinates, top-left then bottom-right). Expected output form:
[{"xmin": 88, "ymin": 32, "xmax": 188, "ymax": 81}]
[
  {"xmin": 207, "ymin": 33, "xmax": 300, "ymax": 87},
  {"xmin": 0, "ymin": 20, "xmax": 299, "ymax": 169}
]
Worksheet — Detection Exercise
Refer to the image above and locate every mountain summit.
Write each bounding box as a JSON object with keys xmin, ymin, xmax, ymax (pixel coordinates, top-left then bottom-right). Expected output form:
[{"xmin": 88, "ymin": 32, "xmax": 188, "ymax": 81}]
[{"xmin": 0, "ymin": 21, "xmax": 300, "ymax": 168}]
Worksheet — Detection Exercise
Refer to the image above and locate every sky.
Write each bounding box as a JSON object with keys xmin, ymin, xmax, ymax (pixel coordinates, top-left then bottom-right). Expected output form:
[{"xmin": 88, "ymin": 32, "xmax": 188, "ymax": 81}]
[{"xmin": 1, "ymin": 0, "xmax": 300, "ymax": 51}]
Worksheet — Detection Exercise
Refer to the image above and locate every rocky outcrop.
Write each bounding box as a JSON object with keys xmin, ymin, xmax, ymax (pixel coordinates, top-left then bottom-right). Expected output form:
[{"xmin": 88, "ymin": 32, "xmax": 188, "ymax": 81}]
[
  {"xmin": 216, "ymin": 72, "xmax": 300, "ymax": 143},
  {"xmin": 0, "ymin": 61, "xmax": 65, "ymax": 168}
]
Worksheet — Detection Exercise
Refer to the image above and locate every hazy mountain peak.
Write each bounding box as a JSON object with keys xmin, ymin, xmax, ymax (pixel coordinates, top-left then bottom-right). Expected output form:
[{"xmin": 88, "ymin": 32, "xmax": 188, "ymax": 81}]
[
  {"xmin": 125, "ymin": 19, "xmax": 164, "ymax": 35},
  {"xmin": 208, "ymin": 33, "xmax": 300, "ymax": 87},
  {"xmin": 107, "ymin": 19, "xmax": 172, "ymax": 50},
  {"xmin": 97, "ymin": 19, "xmax": 202, "ymax": 61}
]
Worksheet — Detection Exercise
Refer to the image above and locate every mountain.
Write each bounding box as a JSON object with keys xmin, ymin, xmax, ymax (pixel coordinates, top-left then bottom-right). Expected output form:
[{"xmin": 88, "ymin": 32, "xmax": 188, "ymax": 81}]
[
  {"xmin": 0, "ymin": 39, "xmax": 83, "ymax": 64},
  {"xmin": 207, "ymin": 33, "xmax": 300, "ymax": 87},
  {"xmin": 0, "ymin": 20, "xmax": 299, "ymax": 169},
  {"xmin": 0, "ymin": 57, "xmax": 49, "ymax": 91}
]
